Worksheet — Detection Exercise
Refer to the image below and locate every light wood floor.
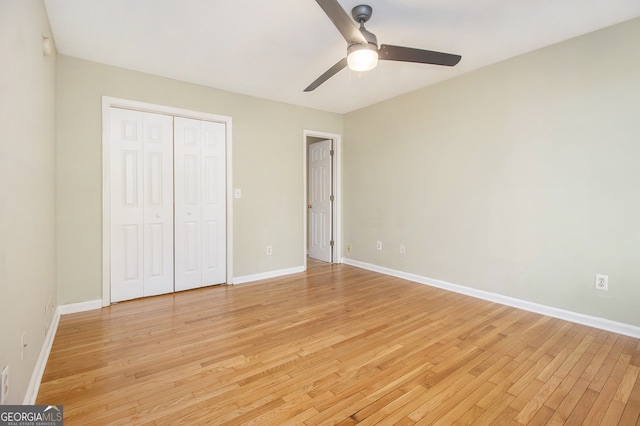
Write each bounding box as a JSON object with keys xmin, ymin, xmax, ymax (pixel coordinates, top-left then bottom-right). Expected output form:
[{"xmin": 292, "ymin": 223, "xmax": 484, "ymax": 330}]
[
  {"xmin": 38, "ymin": 265, "xmax": 640, "ymax": 425},
  {"xmin": 307, "ymin": 257, "xmax": 333, "ymax": 269}
]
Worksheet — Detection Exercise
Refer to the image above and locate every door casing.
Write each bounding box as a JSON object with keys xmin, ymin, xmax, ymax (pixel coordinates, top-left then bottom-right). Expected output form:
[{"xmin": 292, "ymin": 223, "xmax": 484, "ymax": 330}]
[{"xmin": 102, "ymin": 96, "xmax": 233, "ymax": 306}]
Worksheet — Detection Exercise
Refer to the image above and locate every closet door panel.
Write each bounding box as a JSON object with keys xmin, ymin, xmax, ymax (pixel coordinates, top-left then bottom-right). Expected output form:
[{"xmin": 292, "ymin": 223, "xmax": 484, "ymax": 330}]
[
  {"xmin": 201, "ymin": 121, "xmax": 226, "ymax": 284},
  {"xmin": 110, "ymin": 108, "xmax": 174, "ymax": 302},
  {"xmin": 142, "ymin": 112, "xmax": 174, "ymax": 297},
  {"xmin": 174, "ymin": 117, "xmax": 226, "ymax": 291},
  {"xmin": 174, "ymin": 117, "xmax": 203, "ymax": 291},
  {"xmin": 110, "ymin": 108, "xmax": 144, "ymax": 302}
]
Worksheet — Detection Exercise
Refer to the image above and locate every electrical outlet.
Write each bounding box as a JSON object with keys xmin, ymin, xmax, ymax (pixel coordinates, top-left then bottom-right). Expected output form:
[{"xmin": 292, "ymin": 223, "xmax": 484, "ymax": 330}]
[
  {"xmin": 234, "ymin": 188, "xmax": 242, "ymax": 198},
  {"xmin": 346, "ymin": 244, "xmax": 351, "ymax": 253},
  {"xmin": 266, "ymin": 245, "xmax": 272, "ymax": 255},
  {"xmin": 376, "ymin": 241, "xmax": 382, "ymax": 251},
  {"xmin": 1, "ymin": 365, "xmax": 8, "ymax": 404},
  {"xmin": 595, "ymin": 274, "xmax": 608, "ymax": 291},
  {"xmin": 399, "ymin": 244, "xmax": 406, "ymax": 255}
]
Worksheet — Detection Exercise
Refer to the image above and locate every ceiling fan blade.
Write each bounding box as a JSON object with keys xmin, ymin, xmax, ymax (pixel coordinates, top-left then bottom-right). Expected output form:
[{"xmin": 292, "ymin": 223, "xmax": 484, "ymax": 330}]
[
  {"xmin": 315, "ymin": 0, "xmax": 367, "ymax": 45},
  {"xmin": 379, "ymin": 44, "xmax": 461, "ymax": 66},
  {"xmin": 304, "ymin": 58, "xmax": 348, "ymax": 92}
]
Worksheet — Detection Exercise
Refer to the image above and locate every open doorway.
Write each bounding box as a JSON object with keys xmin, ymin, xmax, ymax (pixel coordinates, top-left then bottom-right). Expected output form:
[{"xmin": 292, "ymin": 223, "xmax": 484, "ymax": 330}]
[{"xmin": 303, "ymin": 130, "xmax": 342, "ymax": 270}]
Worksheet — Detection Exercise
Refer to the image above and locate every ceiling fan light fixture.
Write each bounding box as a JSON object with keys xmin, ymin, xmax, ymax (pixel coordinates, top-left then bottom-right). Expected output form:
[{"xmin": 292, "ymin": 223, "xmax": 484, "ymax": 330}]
[
  {"xmin": 347, "ymin": 43, "xmax": 378, "ymax": 72},
  {"xmin": 304, "ymin": 1, "xmax": 461, "ymax": 91}
]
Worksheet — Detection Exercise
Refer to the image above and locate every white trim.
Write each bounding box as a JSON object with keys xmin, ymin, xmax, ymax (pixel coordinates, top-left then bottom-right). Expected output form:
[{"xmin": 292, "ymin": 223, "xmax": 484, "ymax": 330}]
[
  {"xmin": 102, "ymin": 100, "xmax": 111, "ymax": 306},
  {"xmin": 233, "ymin": 266, "xmax": 305, "ymax": 285},
  {"xmin": 343, "ymin": 258, "xmax": 640, "ymax": 339},
  {"xmin": 225, "ymin": 120, "xmax": 234, "ymax": 288},
  {"xmin": 23, "ymin": 307, "xmax": 61, "ymax": 405},
  {"xmin": 58, "ymin": 299, "xmax": 103, "ymax": 315},
  {"xmin": 303, "ymin": 130, "xmax": 343, "ymax": 270},
  {"xmin": 101, "ymin": 96, "xmax": 233, "ymax": 306}
]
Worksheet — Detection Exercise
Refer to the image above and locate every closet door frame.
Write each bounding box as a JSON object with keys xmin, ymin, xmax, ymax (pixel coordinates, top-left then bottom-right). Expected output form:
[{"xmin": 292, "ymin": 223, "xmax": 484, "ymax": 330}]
[{"xmin": 101, "ymin": 96, "xmax": 233, "ymax": 307}]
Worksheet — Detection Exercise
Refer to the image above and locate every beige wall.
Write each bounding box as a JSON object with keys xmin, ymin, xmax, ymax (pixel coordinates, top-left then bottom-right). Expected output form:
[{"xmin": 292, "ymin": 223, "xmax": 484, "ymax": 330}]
[
  {"xmin": 0, "ymin": 0, "xmax": 57, "ymax": 404},
  {"xmin": 343, "ymin": 18, "xmax": 640, "ymax": 326},
  {"xmin": 56, "ymin": 55, "xmax": 343, "ymax": 304}
]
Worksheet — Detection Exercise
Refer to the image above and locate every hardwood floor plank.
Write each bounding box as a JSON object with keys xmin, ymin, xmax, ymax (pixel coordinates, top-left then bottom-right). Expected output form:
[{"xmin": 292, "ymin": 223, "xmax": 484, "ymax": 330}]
[
  {"xmin": 565, "ymin": 388, "xmax": 600, "ymax": 425},
  {"xmin": 453, "ymin": 404, "xmax": 486, "ymax": 425},
  {"xmin": 432, "ymin": 381, "xmax": 494, "ymax": 425},
  {"xmin": 543, "ymin": 343, "xmax": 595, "ymax": 411},
  {"xmin": 526, "ymin": 404, "xmax": 555, "ymax": 426},
  {"xmin": 363, "ymin": 386, "xmax": 434, "ymax": 426},
  {"xmin": 615, "ymin": 364, "xmax": 640, "ymax": 403},
  {"xmin": 507, "ymin": 355, "xmax": 553, "ymax": 397},
  {"xmin": 472, "ymin": 388, "xmax": 516, "ymax": 426},
  {"xmin": 545, "ymin": 378, "xmax": 590, "ymax": 426},
  {"xmin": 588, "ymin": 334, "xmax": 628, "ymax": 392},
  {"xmin": 514, "ymin": 375, "xmax": 562, "ymax": 424},
  {"xmin": 619, "ymin": 378, "xmax": 640, "ymax": 425},
  {"xmin": 583, "ymin": 376, "xmax": 624, "ymax": 426},
  {"xmin": 538, "ymin": 333, "xmax": 594, "ymax": 383},
  {"xmin": 36, "ymin": 265, "xmax": 640, "ymax": 425}
]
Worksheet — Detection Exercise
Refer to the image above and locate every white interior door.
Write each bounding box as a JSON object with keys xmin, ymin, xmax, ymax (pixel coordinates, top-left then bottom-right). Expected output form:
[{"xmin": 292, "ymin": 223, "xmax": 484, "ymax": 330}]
[
  {"xmin": 142, "ymin": 112, "xmax": 174, "ymax": 297},
  {"xmin": 110, "ymin": 108, "xmax": 173, "ymax": 302},
  {"xmin": 201, "ymin": 120, "xmax": 227, "ymax": 285},
  {"xmin": 174, "ymin": 117, "xmax": 226, "ymax": 291},
  {"xmin": 308, "ymin": 139, "xmax": 332, "ymax": 262}
]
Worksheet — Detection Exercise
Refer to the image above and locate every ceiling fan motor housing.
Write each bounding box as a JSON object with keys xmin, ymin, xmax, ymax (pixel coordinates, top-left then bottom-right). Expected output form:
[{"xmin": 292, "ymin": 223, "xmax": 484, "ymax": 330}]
[{"xmin": 352, "ymin": 4, "xmax": 373, "ymax": 23}]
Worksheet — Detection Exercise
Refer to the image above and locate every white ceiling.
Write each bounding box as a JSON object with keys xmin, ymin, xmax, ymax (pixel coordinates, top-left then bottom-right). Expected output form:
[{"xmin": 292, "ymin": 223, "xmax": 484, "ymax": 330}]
[{"xmin": 44, "ymin": 0, "xmax": 640, "ymax": 114}]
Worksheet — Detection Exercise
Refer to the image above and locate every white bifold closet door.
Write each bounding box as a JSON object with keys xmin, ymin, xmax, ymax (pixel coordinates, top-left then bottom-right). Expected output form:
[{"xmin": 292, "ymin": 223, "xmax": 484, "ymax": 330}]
[
  {"xmin": 110, "ymin": 108, "xmax": 174, "ymax": 302},
  {"xmin": 174, "ymin": 117, "xmax": 227, "ymax": 291}
]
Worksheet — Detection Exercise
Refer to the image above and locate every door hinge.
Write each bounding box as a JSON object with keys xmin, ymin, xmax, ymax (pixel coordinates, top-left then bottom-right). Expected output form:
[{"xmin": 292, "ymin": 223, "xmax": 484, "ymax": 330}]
[
  {"xmin": 330, "ymin": 240, "xmax": 334, "ymax": 247},
  {"xmin": 330, "ymin": 195, "xmax": 334, "ymax": 202},
  {"xmin": 330, "ymin": 149, "xmax": 334, "ymax": 156}
]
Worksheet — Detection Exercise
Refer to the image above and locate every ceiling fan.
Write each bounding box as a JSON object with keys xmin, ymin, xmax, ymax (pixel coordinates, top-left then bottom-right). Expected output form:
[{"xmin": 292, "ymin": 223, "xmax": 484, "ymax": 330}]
[{"xmin": 304, "ymin": 0, "xmax": 462, "ymax": 92}]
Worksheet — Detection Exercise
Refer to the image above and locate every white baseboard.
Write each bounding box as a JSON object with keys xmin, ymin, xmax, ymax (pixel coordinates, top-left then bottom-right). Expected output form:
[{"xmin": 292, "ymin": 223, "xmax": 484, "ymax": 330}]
[
  {"xmin": 344, "ymin": 258, "xmax": 640, "ymax": 339},
  {"xmin": 233, "ymin": 266, "xmax": 305, "ymax": 285},
  {"xmin": 58, "ymin": 299, "xmax": 103, "ymax": 315},
  {"xmin": 23, "ymin": 307, "xmax": 61, "ymax": 405},
  {"xmin": 23, "ymin": 299, "xmax": 102, "ymax": 404}
]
